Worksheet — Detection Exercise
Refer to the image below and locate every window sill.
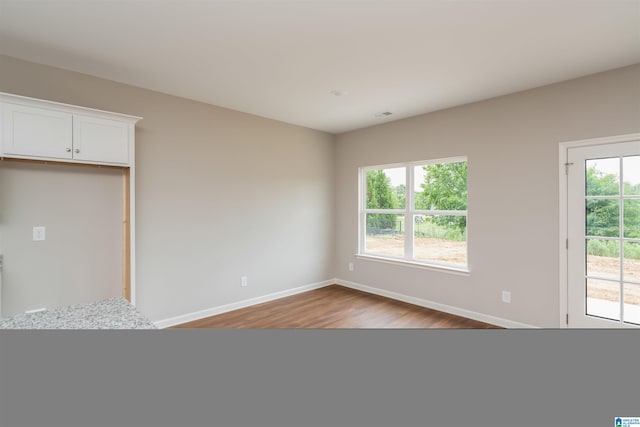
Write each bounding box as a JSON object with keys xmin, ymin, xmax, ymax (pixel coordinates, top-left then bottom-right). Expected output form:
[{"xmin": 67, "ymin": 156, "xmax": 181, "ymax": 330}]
[{"xmin": 355, "ymin": 254, "xmax": 470, "ymax": 276}]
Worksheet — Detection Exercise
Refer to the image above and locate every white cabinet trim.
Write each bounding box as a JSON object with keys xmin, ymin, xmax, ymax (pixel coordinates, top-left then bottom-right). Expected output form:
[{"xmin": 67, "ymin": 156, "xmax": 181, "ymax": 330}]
[
  {"xmin": 0, "ymin": 92, "xmax": 142, "ymax": 312},
  {"xmin": 1, "ymin": 92, "xmax": 141, "ymax": 124}
]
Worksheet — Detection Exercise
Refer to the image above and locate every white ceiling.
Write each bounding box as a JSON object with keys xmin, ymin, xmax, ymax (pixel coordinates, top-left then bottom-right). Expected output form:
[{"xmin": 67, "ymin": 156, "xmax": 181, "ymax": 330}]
[{"xmin": 1, "ymin": 0, "xmax": 639, "ymax": 134}]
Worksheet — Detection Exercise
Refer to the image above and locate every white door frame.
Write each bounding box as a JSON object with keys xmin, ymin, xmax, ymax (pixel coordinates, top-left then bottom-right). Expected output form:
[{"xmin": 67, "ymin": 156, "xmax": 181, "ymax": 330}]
[{"xmin": 559, "ymin": 132, "xmax": 640, "ymax": 328}]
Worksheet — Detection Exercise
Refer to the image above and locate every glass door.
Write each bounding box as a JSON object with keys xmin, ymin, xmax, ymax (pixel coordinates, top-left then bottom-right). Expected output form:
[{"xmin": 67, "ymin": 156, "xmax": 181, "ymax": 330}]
[{"xmin": 567, "ymin": 141, "xmax": 640, "ymax": 327}]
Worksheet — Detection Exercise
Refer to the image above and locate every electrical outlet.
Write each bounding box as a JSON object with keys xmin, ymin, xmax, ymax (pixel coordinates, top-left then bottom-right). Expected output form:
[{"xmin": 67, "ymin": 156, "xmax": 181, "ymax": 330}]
[
  {"xmin": 348, "ymin": 262, "xmax": 354, "ymax": 272},
  {"xmin": 33, "ymin": 226, "xmax": 46, "ymax": 241},
  {"xmin": 241, "ymin": 276, "xmax": 248, "ymax": 287},
  {"xmin": 502, "ymin": 291, "xmax": 511, "ymax": 304}
]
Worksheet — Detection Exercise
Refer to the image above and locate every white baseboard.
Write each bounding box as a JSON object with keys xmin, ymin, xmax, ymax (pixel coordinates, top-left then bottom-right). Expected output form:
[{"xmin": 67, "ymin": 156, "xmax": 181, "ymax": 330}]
[
  {"xmin": 334, "ymin": 278, "xmax": 538, "ymax": 329},
  {"xmin": 155, "ymin": 277, "xmax": 538, "ymax": 329},
  {"xmin": 154, "ymin": 279, "xmax": 334, "ymax": 329}
]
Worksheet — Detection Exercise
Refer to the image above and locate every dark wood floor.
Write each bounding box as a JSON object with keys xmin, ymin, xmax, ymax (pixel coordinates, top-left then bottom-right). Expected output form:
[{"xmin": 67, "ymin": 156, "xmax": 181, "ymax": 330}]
[{"xmin": 173, "ymin": 284, "xmax": 500, "ymax": 329}]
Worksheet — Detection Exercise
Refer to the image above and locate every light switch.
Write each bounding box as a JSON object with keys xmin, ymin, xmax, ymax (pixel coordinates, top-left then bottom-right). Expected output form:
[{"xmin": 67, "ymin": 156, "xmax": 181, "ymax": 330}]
[{"xmin": 33, "ymin": 226, "xmax": 46, "ymax": 241}]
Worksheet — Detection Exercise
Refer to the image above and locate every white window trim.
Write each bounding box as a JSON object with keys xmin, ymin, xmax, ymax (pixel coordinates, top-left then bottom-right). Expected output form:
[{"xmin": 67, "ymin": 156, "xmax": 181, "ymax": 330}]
[
  {"xmin": 355, "ymin": 253, "xmax": 471, "ymax": 276},
  {"xmin": 358, "ymin": 156, "xmax": 469, "ymax": 273}
]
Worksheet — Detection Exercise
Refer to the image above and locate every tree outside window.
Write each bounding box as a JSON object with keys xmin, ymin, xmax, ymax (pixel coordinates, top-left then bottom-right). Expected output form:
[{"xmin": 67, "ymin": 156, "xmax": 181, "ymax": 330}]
[{"xmin": 360, "ymin": 157, "xmax": 468, "ymax": 270}]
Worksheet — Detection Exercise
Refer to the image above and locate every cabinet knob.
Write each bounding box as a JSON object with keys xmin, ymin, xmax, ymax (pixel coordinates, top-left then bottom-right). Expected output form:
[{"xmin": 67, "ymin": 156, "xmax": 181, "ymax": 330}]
[
  {"xmin": 66, "ymin": 148, "xmax": 71, "ymax": 152},
  {"xmin": 74, "ymin": 149, "xmax": 80, "ymax": 154}
]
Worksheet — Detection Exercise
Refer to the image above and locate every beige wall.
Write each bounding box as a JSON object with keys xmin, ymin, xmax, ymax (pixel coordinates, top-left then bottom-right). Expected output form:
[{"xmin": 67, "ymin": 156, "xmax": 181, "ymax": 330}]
[
  {"xmin": 335, "ymin": 64, "xmax": 640, "ymax": 327},
  {"xmin": 2, "ymin": 53, "xmax": 637, "ymax": 327},
  {"xmin": 0, "ymin": 55, "xmax": 335, "ymax": 322},
  {"xmin": 0, "ymin": 162, "xmax": 123, "ymax": 316}
]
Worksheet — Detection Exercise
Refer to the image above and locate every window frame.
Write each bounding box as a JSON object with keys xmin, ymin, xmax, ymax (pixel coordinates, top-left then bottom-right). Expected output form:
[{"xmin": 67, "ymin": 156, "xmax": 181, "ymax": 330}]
[{"xmin": 357, "ymin": 156, "xmax": 469, "ymax": 273}]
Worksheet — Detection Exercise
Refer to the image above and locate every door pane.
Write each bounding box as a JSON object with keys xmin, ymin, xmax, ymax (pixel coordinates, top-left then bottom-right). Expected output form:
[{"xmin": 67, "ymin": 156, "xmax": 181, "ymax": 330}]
[
  {"xmin": 623, "ymin": 199, "xmax": 640, "ymax": 238},
  {"xmin": 623, "ymin": 156, "xmax": 640, "ymax": 195},
  {"xmin": 623, "ymin": 241, "xmax": 640, "ymax": 282},
  {"xmin": 413, "ymin": 215, "xmax": 466, "ymax": 266},
  {"xmin": 586, "ymin": 158, "xmax": 619, "ymax": 196},
  {"xmin": 586, "ymin": 199, "xmax": 619, "ymax": 237},
  {"xmin": 586, "ymin": 239, "xmax": 620, "ymax": 280},
  {"xmin": 365, "ymin": 214, "xmax": 403, "ymax": 257},
  {"xmin": 586, "ymin": 278, "xmax": 620, "ymax": 321},
  {"xmin": 624, "ymin": 283, "xmax": 640, "ymax": 325}
]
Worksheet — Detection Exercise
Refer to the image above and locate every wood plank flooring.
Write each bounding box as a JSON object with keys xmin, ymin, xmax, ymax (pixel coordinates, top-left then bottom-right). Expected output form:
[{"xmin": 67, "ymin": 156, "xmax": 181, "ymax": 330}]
[{"xmin": 173, "ymin": 285, "xmax": 500, "ymax": 329}]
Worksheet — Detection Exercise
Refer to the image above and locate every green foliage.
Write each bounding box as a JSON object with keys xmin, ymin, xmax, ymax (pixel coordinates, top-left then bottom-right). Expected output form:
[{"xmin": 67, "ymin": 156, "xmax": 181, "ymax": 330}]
[
  {"xmin": 394, "ymin": 184, "xmax": 406, "ymax": 209},
  {"xmin": 586, "ymin": 240, "xmax": 640, "ymax": 260},
  {"xmin": 366, "ymin": 213, "xmax": 399, "ymax": 231},
  {"xmin": 623, "ymin": 181, "xmax": 640, "ymax": 195},
  {"xmin": 415, "ymin": 162, "xmax": 467, "ymax": 231},
  {"xmin": 414, "ymin": 216, "xmax": 466, "ymax": 241},
  {"xmin": 366, "ymin": 170, "xmax": 397, "ymax": 229},
  {"xmin": 586, "ymin": 166, "xmax": 640, "ymax": 239},
  {"xmin": 386, "ymin": 215, "xmax": 466, "ymax": 241},
  {"xmin": 585, "ymin": 164, "xmax": 640, "ymax": 259},
  {"xmin": 586, "ymin": 166, "xmax": 619, "ymax": 196},
  {"xmin": 625, "ymin": 243, "xmax": 640, "ymax": 259},
  {"xmin": 586, "ymin": 199, "xmax": 619, "ymax": 237},
  {"xmin": 624, "ymin": 200, "xmax": 640, "ymax": 239},
  {"xmin": 366, "ymin": 170, "xmax": 396, "ymax": 209},
  {"xmin": 586, "ymin": 239, "xmax": 619, "ymax": 258}
]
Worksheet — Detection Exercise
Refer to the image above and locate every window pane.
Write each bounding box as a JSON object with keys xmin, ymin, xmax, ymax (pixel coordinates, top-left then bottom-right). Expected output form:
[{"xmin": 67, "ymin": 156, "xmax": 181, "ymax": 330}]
[
  {"xmin": 366, "ymin": 167, "xmax": 405, "ymax": 209},
  {"xmin": 623, "ymin": 199, "xmax": 640, "ymax": 238},
  {"xmin": 413, "ymin": 166, "xmax": 426, "ymax": 208},
  {"xmin": 586, "ymin": 199, "xmax": 619, "ymax": 237},
  {"xmin": 623, "ymin": 156, "xmax": 640, "ymax": 195},
  {"xmin": 365, "ymin": 214, "xmax": 404, "ymax": 257},
  {"xmin": 586, "ymin": 158, "xmax": 619, "ymax": 196},
  {"xmin": 413, "ymin": 215, "xmax": 466, "ymax": 266},
  {"xmin": 414, "ymin": 162, "xmax": 467, "ymax": 210},
  {"xmin": 586, "ymin": 278, "xmax": 620, "ymax": 321},
  {"xmin": 586, "ymin": 239, "xmax": 620, "ymax": 280},
  {"xmin": 624, "ymin": 283, "xmax": 640, "ymax": 326},
  {"xmin": 624, "ymin": 241, "xmax": 640, "ymax": 282}
]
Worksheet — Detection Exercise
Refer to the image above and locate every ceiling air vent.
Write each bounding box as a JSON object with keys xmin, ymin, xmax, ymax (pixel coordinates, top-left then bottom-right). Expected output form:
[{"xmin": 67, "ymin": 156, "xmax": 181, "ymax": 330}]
[{"xmin": 375, "ymin": 111, "xmax": 393, "ymax": 117}]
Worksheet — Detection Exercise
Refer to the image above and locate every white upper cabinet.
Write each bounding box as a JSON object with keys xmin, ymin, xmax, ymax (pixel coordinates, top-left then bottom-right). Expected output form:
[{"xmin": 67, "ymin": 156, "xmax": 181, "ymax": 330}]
[
  {"xmin": 3, "ymin": 103, "xmax": 73, "ymax": 160},
  {"xmin": 73, "ymin": 115, "xmax": 130, "ymax": 164},
  {"xmin": 1, "ymin": 93, "xmax": 141, "ymax": 166}
]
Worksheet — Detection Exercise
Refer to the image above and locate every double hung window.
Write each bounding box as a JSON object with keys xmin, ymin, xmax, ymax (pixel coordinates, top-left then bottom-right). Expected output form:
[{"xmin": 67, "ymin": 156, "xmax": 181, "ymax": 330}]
[{"xmin": 359, "ymin": 157, "xmax": 468, "ymax": 271}]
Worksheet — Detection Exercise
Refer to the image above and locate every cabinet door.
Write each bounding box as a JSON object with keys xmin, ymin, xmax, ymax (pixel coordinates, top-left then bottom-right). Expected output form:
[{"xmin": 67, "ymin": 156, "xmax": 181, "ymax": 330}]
[
  {"xmin": 73, "ymin": 115, "xmax": 130, "ymax": 165},
  {"xmin": 2, "ymin": 103, "xmax": 73, "ymax": 159}
]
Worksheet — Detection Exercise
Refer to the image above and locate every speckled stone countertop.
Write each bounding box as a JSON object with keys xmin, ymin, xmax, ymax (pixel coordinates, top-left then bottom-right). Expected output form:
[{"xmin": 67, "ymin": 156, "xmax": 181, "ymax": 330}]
[{"xmin": 0, "ymin": 297, "xmax": 157, "ymax": 329}]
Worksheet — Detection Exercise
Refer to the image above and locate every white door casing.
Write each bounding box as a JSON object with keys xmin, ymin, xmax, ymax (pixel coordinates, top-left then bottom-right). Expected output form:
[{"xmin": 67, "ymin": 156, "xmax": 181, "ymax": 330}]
[{"xmin": 560, "ymin": 134, "xmax": 640, "ymax": 328}]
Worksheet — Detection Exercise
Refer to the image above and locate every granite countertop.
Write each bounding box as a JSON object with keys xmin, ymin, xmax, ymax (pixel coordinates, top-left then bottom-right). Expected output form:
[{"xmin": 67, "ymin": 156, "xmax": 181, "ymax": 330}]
[{"xmin": 0, "ymin": 297, "xmax": 157, "ymax": 329}]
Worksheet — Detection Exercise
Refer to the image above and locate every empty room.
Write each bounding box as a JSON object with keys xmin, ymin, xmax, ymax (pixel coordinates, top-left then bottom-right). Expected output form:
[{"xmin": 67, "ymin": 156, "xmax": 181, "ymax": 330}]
[
  {"xmin": 1, "ymin": 1, "xmax": 639, "ymax": 426},
  {"xmin": 0, "ymin": 0, "xmax": 639, "ymax": 330}
]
